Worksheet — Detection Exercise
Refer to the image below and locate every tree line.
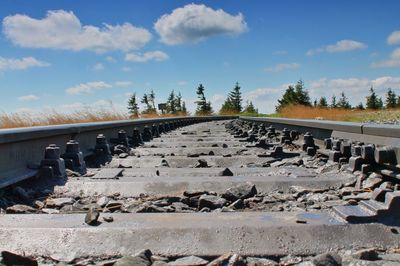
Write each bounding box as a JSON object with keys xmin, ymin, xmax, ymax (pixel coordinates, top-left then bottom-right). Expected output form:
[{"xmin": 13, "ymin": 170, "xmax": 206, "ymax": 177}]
[
  {"xmin": 276, "ymin": 80, "xmax": 400, "ymax": 111},
  {"xmin": 127, "ymin": 82, "xmax": 259, "ymax": 117},
  {"xmin": 127, "ymin": 90, "xmax": 188, "ymax": 117}
]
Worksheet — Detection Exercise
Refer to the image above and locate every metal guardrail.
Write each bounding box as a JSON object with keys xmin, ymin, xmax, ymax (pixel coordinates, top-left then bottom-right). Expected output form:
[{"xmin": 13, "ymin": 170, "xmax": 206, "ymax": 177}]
[{"xmin": 0, "ymin": 116, "xmax": 236, "ymax": 188}]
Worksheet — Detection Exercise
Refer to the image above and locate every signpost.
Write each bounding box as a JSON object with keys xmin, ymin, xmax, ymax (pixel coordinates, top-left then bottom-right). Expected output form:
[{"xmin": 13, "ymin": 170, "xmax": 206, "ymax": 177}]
[{"xmin": 158, "ymin": 103, "xmax": 167, "ymax": 114}]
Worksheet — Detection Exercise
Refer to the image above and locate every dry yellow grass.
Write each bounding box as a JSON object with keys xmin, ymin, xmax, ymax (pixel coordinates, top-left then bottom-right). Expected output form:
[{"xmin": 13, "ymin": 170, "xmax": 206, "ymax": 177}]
[
  {"xmin": 278, "ymin": 105, "xmax": 400, "ymax": 123},
  {"xmin": 0, "ymin": 109, "xmax": 188, "ymax": 129}
]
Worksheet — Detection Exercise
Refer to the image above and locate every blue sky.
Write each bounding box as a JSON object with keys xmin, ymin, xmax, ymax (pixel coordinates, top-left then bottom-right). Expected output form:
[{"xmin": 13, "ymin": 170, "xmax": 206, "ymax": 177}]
[{"xmin": 0, "ymin": 0, "xmax": 400, "ymax": 114}]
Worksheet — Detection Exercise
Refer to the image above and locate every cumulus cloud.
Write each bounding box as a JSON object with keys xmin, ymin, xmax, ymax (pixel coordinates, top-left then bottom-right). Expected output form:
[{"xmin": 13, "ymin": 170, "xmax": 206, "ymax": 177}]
[
  {"xmin": 308, "ymin": 76, "xmax": 400, "ymax": 104},
  {"xmin": 387, "ymin": 30, "xmax": 400, "ymax": 45},
  {"xmin": 265, "ymin": 63, "xmax": 300, "ymax": 73},
  {"xmin": 306, "ymin": 40, "xmax": 367, "ymax": 56},
  {"xmin": 245, "ymin": 76, "xmax": 400, "ymax": 113},
  {"xmin": 18, "ymin": 94, "xmax": 39, "ymax": 101},
  {"xmin": 371, "ymin": 48, "xmax": 400, "ymax": 68},
  {"xmin": 0, "ymin": 56, "xmax": 49, "ymax": 71},
  {"xmin": 114, "ymin": 81, "xmax": 132, "ymax": 87},
  {"xmin": 66, "ymin": 81, "xmax": 112, "ymax": 95},
  {"xmin": 125, "ymin": 50, "xmax": 169, "ymax": 62},
  {"xmin": 3, "ymin": 10, "xmax": 151, "ymax": 52},
  {"xmin": 154, "ymin": 4, "xmax": 247, "ymax": 45}
]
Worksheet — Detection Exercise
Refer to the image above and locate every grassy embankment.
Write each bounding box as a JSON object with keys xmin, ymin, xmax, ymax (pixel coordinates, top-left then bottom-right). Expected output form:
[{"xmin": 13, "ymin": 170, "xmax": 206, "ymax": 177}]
[{"xmin": 2, "ymin": 105, "xmax": 399, "ymax": 129}]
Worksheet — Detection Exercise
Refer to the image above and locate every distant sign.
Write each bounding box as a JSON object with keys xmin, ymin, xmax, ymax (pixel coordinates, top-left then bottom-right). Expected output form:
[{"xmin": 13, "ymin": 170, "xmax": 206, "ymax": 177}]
[{"xmin": 158, "ymin": 103, "xmax": 167, "ymax": 110}]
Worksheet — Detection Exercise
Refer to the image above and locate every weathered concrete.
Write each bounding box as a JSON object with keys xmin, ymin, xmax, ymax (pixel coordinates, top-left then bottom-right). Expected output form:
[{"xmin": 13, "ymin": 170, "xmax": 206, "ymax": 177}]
[
  {"xmin": 56, "ymin": 175, "xmax": 350, "ymax": 197},
  {"xmin": 0, "ymin": 212, "xmax": 398, "ymax": 261}
]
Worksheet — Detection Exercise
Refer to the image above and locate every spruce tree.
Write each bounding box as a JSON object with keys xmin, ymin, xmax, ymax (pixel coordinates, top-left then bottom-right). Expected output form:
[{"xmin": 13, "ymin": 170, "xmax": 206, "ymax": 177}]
[
  {"xmin": 330, "ymin": 95, "xmax": 337, "ymax": 108},
  {"xmin": 181, "ymin": 101, "xmax": 188, "ymax": 115},
  {"xmin": 355, "ymin": 102, "xmax": 365, "ymax": 110},
  {"xmin": 276, "ymin": 80, "xmax": 311, "ymax": 112},
  {"xmin": 243, "ymin": 100, "xmax": 258, "ymax": 114},
  {"xmin": 366, "ymin": 87, "xmax": 380, "ymax": 109},
  {"xmin": 195, "ymin": 84, "xmax": 212, "ymax": 115},
  {"xmin": 228, "ymin": 82, "xmax": 242, "ymax": 113},
  {"xmin": 167, "ymin": 90, "xmax": 176, "ymax": 114},
  {"xmin": 294, "ymin": 80, "xmax": 311, "ymax": 106},
  {"xmin": 175, "ymin": 92, "xmax": 183, "ymax": 112},
  {"xmin": 318, "ymin": 97, "xmax": 328, "ymax": 108},
  {"xmin": 385, "ymin": 88, "xmax": 397, "ymax": 108},
  {"xmin": 337, "ymin": 92, "xmax": 351, "ymax": 109},
  {"xmin": 127, "ymin": 93, "xmax": 139, "ymax": 118}
]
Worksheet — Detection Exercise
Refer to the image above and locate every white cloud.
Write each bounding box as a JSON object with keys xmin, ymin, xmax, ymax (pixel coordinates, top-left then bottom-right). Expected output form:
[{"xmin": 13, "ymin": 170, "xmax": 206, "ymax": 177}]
[
  {"xmin": 244, "ymin": 76, "xmax": 400, "ymax": 113},
  {"xmin": 125, "ymin": 50, "xmax": 169, "ymax": 62},
  {"xmin": 371, "ymin": 48, "xmax": 400, "ymax": 68},
  {"xmin": 265, "ymin": 63, "xmax": 300, "ymax": 73},
  {"xmin": 3, "ymin": 10, "xmax": 151, "ymax": 52},
  {"xmin": 210, "ymin": 94, "xmax": 225, "ymax": 111},
  {"xmin": 387, "ymin": 30, "xmax": 400, "ymax": 45},
  {"xmin": 307, "ymin": 40, "xmax": 367, "ymax": 56},
  {"xmin": 66, "ymin": 81, "xmax": 112, "ymax": 95},
  {"xmin": 18, "ymin": 94, "xmax": 39, "ymax": 101},
  {"xmin": 0, "ymin": 56, "xmax": 49, "ymax": 71},
  {"xmin": 154, "ymin": 4, "xmax": 247, "ymax": 45},
  {"xmin": 92, "ymin": 63, "xmax": 104, "ymax": 71},
  {"xmin": 308, "ymin": 76, "xmax": 400, "ymax": 104},
  {"xmin": 114, "ymin": 81, "xmax": 132, "ymax": 87}
]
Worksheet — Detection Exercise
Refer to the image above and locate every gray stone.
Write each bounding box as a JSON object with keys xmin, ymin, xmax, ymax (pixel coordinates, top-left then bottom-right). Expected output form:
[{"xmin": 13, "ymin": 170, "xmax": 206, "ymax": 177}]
[
  {"xmin": 41, "ymin": 208, "xmax": 60, "ymax": 214},
  {"xmin": 206, "ymin": 253, "xmax": 232, "ymax": 266},
  {"xmin": 352, "ymin": 248, "xmax": 379, "ymax": 261},
  {"xmin": 46, "ymin": 197, "xmax": 75, "ymax": 208},
  {"xmin": 198, "ymin": 195, "xmax": 227, "ymax": 210},
  {"xmin": 312, "ymin": 252, "xmax": 341, "ymax": 266},
  {"xmin": 84, "ymin": 207, "xmax": 100, "ymax": 225},
  {"xmin": 96, "ymin": 196, "xmax": 110, "ymax": 208},
  {"xmin": 379, "ymin": 182, "xmax": 394, "ymax": 191},
  {"xmin": 219, "ymin": 168, "xmax": 234, "ymax": 176},
  {"xmin": 168, "ymin": 255, "xmax": 208, "ymax": 266},
  {"xmin": 229, "ymin": 199, "xmax": 245, "ymax": 209},
  {"xmin": 195, "ymin": 159, "xmax": 209, "ymax": 168},
  {"xmin": 136, "ymin": 203, "xmax": 167, "ymax": 213},
  {"xmin": 227, "ymin": 254, "xmax": 245, "ymax": 266},
  {"xmin": 6, "ymin": 204, "xmax": 36, "ymax": 214},
  {"xmin": 1, "ymin": 251, "xmax": 37, "ymax": 266},
  {"xmin": 363, "ymin": 175, "xmax": 383, "ymax": 190},
  {"xmin": 246, "ymin": 257, "xmax": 278, "ymax": 266},
  {"xmin": 279, "ymin": 255, "xmax": 302, "ymax": 265},
  {"xmin": 153, "ymin": 262, "xmax": 168, "ymax": 266},
  {"xmin": 119, "ymin": 153, "xmax": 129, "ymax": 158},
  {"xmin": 222, "ymin": 182, "xmax": 257, "ymax": 201},
  {"xmin": 115, "ymin": 256, "xmax": 150, "ymax": 266}
]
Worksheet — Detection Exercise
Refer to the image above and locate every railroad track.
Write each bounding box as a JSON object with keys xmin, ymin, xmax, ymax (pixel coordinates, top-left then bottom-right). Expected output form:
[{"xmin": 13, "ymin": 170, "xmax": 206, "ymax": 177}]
[{"xmin": 0, "ymin": 116, "xmax": 399, "ymax": 265}]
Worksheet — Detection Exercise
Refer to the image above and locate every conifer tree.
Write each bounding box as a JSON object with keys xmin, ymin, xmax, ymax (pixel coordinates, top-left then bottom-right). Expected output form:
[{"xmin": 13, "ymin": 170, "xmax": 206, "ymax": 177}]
[
  {"xmin": 318, "ymin": 97, "xmax": 328, "ymax": 108},
  {"xmin": 243, "ymin": 100, "xmax": 258, "ymax": 114},
  {"xmin": 195, "ymin": 84, "xmax": 213, "ymax": 115},
  {"xmin": 366, "ymin": 87, "xmax": 382, "ymax": 109},
  {"xmin": 276, "ymin": 80, "xmax": 311, "ymax": 112},
  {"xmin": 167, "ymin": 90, "xmax": 176, "ymax": 114},
  {"xmin": 337, "ymin": 92, "xmax": 351, "ymax": 109},
  {"xmin": 385, "ymin": 88, "xmax": 397, "ymax": 109},
  {"xmin": 127, "ymin": 93, "xmax": 139, "ymax": 118},
  {"xmin": 228, "ymin": 82, "xmax": 242, "ymax": 113},
  {"xmin": 330, "ymin": 95, "xmax": 337, "ymax": 108}
]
